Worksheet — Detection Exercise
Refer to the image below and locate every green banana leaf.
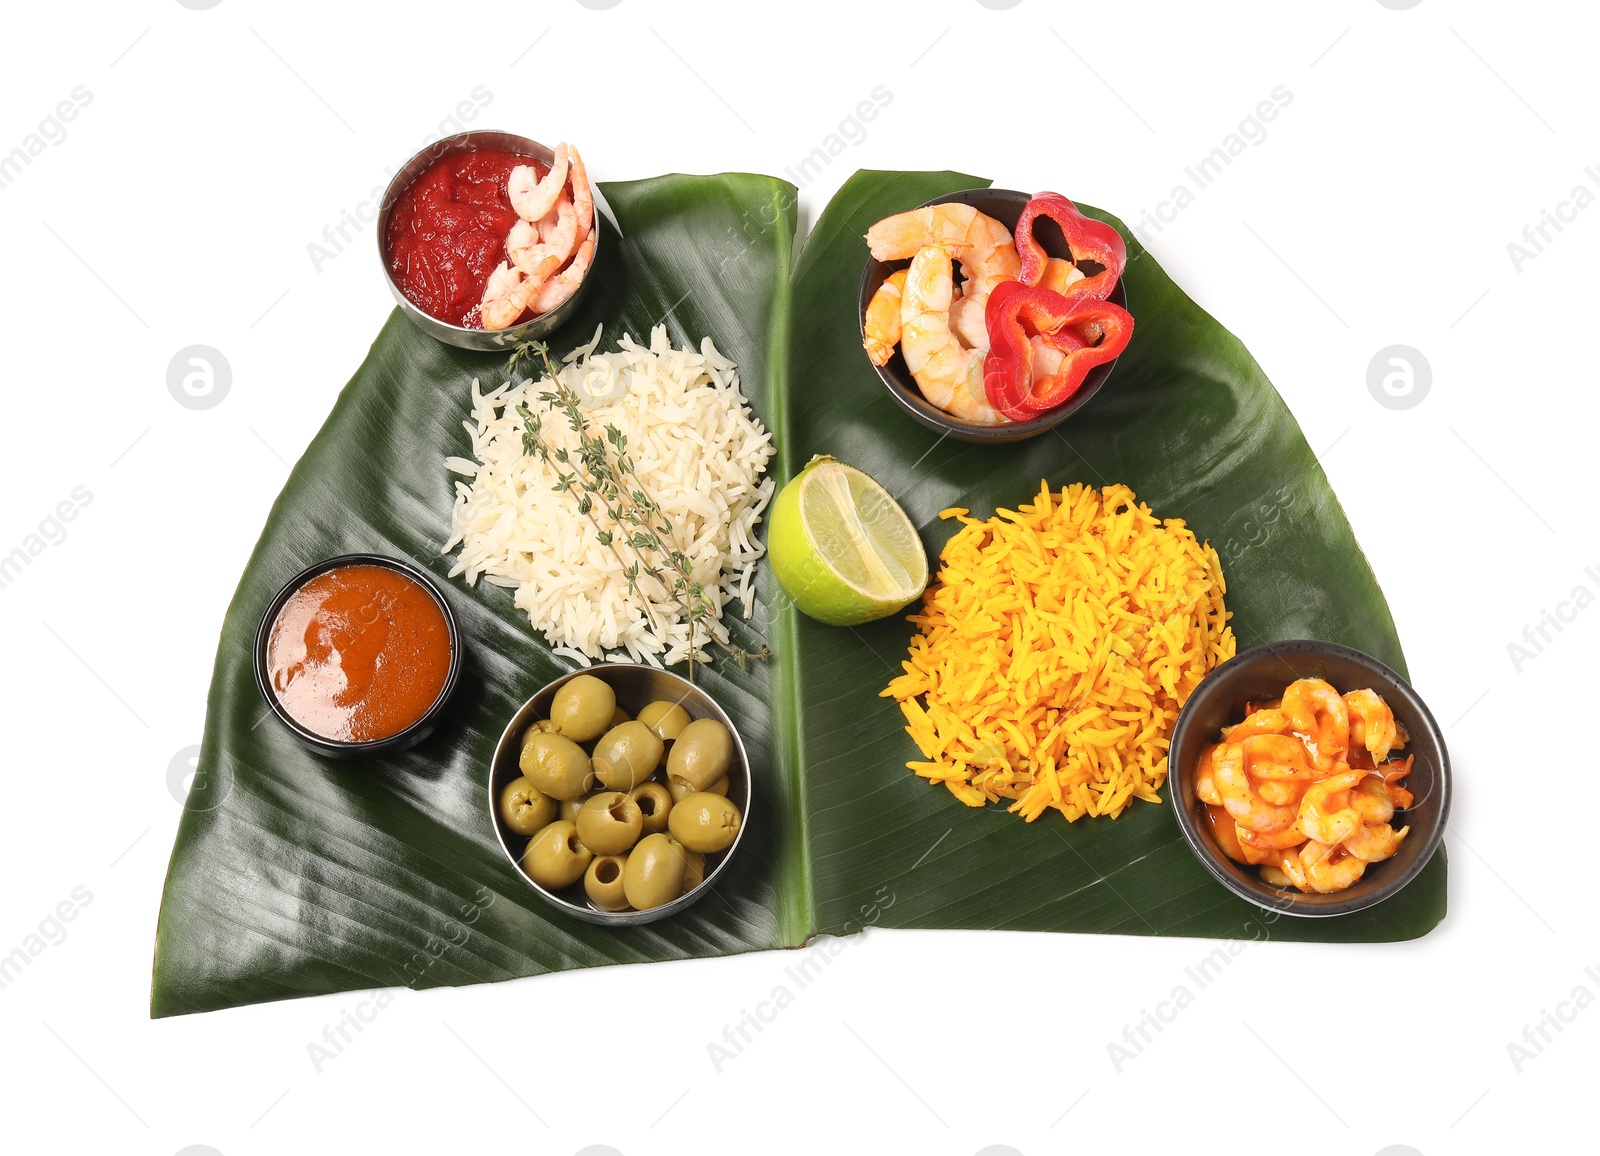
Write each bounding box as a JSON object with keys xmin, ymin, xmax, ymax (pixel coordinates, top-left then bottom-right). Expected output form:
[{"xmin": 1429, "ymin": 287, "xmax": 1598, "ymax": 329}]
[{"xmin": 152, "ymin": 169, "xmax": 1444, "ymax": 1018}]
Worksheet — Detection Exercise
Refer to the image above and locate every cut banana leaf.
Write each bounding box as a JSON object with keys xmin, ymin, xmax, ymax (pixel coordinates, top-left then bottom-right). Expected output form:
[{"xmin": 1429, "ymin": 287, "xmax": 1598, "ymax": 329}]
[
  {"xmin": 790, "ymin": 170, "xmax": 1444, "ymax": 943},
  {"xmin": 151, "ymin": 175, "xmax": 807, "ymax": 1017},
  {"xmin": 152, "ymin": 169, "xmax": 1444, "ymax": 1018}
]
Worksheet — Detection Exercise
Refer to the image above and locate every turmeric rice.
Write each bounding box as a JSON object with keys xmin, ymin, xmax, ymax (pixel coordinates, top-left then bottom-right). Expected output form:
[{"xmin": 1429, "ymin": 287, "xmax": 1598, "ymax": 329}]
[{"xmin": 882, "ymin": 481, "xmax": 1235, "ymax": 822}]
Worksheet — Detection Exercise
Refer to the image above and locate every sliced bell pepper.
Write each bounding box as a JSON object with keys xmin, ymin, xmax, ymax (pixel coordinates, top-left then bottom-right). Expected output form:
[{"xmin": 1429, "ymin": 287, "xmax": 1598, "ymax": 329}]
[
  {"xmin": 983, "ymin": 280, "xmax": 1134, "ymax": 419},
  {"xmin": 1014, "ymin": 192, "xmax": 1127, "ymax": 301}
]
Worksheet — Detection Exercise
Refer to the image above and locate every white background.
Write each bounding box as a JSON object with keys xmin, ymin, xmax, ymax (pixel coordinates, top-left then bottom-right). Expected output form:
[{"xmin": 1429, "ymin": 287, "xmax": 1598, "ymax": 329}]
[{"xmin": 0, "ymin": 1, "xmax": 1591, "ymax": 1153}]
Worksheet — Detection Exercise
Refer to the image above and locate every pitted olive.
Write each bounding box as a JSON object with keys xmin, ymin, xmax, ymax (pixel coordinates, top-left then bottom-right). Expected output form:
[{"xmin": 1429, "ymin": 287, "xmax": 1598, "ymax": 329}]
[
  {"xmin": 628, "ymin": 781, "xmax": 673, "ymax": 835},
  {"xmin": 575, "ymin": 791, "xmax": 644, "ymax": 856},
  {"xmin": 681, "ymin": 850, "xmax": 706, "ymax": 896},
  {"xmin": 519, "ymin": 731, "xmax": 595, "ymax": 801},
  {"xmin": 584, "ymin": 854, "xmax": 630, "ymax": 912},
  {"xmin": 499, "ymin": 776, "xmax": 557, "ymax": 836},
  {"xmin": 550, "ymin": 674, "xmax": 616, "ymax": 742},
  {"xmin": 592, "ymin": 721, "xmax": 664, "ymax": 791},
  {"xmin": 666, "ymin": 718, "xmax": 733, "ymax": 793},
  {"xmin": 623, "ymin": 833, "xmax": 688, "ymax": 911},
  {"xmin": 668, "ymin": 792, "xmax": 743, "ymax": 853},
  {"xmin": 668, "ymin": 774, "xmax": 728, "ymax": 804},
  {"xmin": 522, "ymin": 820, "xmax": 592, "ymax": 889},
  {"xmin": 637, "ymin": 700, "xmax": 692, "ymax": 744}
]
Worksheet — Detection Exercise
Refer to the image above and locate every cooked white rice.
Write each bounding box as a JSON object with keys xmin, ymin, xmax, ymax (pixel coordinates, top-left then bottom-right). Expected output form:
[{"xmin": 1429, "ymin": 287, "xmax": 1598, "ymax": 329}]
[{"xmin": 443, "ymin": 324, "xmax": 776, "ymax": 667}]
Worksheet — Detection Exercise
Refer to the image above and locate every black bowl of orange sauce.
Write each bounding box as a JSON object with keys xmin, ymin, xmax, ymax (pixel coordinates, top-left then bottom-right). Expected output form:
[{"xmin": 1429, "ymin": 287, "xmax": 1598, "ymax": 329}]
[{"xmin": 254, "ymin": 554, "xmax": 463, "ymax": 758}]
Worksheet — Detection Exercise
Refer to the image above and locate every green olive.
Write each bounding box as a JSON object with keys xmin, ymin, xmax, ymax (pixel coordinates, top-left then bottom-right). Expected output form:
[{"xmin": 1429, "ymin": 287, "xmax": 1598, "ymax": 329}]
[
  {"xmin": 584, "ymin": 854, "xmax": 630, "ymax": 912},
  {"xmin": 522, "ymin": 820, "xmax": 592, "ymax": 889},
  {"xmin": 499, "ymin": 776, "xmax": 557, "ymax": 836},
  {"xmin": 629, "ymin": 781, "xmax": 673, "ymax": 835},
  {"xmin": 592, "ymin": 721, "xmax": 665, "ymax": 791},
  {"xmin": 575, "ymin": 791, "xmax": 644, "ymax": 856},
  {"xmin": 666, "ymin": 718, "xmax": 734, "ymax": 793},
  {"xmin": 681, "ymin": 850, "xmax": 705, "ymax": 896},
  {"xmin": 623, "ymin": 833, "xmax": 688, "ymax": 911},
  {"xmin": 559, "ymin": 797, "xmax": 585, "ymax": 823},
  {"xmin": 668, "ymin": 792, "xmax": 742, "ymax": 853},
  {"xmin": 637, "ymin": 700, "xmax": 692, "ymax": 744},
  {"xmin": 608, "ymin": 704, "xmax": 632, "ymax": 729},
  {"xmin": 519, "ymin": 731, "xmax": 596, "ymax": 801},
  {"xmin": 526, "ymin": 718, "xmax": 558, "ymax": 734},
  {"xmin": 668, "ymin": 774, "xmax": 728, "ymax": 804},
  {"xmin": 550, "ymin": 674, "xmax": 617, "ymax": 743}
]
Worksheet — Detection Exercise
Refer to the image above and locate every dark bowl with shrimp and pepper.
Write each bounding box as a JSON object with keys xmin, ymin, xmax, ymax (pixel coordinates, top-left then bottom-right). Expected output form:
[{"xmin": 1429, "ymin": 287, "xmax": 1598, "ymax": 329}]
[
  {"xmin": 858, "ymin": 186, "xmax": 1130, "ymax": 445},
  {"xmin": 1168, "ymin": 639, "xmax": 1452, "ymax": 919}
]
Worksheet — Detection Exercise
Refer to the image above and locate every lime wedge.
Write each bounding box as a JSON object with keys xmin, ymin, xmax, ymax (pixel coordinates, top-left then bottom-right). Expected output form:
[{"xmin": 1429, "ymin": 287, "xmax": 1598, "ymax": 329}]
[{"xmin": 768, "ymin": 457, "xmax": 928, "ymax": 626}]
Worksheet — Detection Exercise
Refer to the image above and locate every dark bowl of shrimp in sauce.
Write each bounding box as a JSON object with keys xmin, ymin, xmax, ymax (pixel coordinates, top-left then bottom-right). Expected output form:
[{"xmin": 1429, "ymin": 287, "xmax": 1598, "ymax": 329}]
[
  {"xmin": 858, "ymin": 186, "xmax": 1128, "ymax": 445},
  {"xmin": 1168, "ymin": 639, "xmax": 1452, "ymax": 919}
]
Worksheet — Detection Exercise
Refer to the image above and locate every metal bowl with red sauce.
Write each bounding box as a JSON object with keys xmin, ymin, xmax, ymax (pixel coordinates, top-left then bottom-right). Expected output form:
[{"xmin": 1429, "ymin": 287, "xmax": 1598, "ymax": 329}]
[
  {"xmin": 254, "ymin": 554, "xmax": 463, "ymax": 758},
  {"xmin": 375, "ymin": 129, "xmax": 601, "ymax": 352}
]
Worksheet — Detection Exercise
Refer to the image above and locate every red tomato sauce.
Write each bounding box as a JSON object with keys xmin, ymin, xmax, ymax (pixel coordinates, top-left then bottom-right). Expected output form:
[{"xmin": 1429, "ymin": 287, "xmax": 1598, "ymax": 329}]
[
  {"xmin": 384, "ymin": 149, "xmax": 545, "ymax": 329},
  {"xmin": 266, "ymin": 565, "xmax": 453, "ymax": 743}
]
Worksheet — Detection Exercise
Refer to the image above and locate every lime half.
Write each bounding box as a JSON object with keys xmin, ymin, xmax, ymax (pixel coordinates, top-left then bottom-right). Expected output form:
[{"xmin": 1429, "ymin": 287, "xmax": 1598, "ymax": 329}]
[{"xmin": 768, "ymin": 457, "xmax": 928, "ymax": 626}]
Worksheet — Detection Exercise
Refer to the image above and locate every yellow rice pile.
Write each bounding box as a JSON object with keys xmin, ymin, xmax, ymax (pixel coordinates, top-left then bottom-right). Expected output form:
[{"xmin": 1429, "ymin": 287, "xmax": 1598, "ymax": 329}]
[{"xmin": 882, "ymin": 482, "xmax": 1235, "ymax": 822}]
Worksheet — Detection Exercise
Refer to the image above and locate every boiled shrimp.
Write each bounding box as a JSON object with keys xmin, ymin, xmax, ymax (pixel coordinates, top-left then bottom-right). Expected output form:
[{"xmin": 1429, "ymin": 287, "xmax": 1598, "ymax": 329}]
[
  {"xmin": 507, "ymin": 198, "xmax": 577, "ymax": 280},
  {"xmin": 1195, "ymin": 743, "xmax": 1221, "ymax": 806},
  {"xmin": 1299, "ymin": 841, "xmax": 1367, "ymax": 894},
  {"xmin": 1235, "ymin": 835, "xmax": 1284, "ymax": 866},
  {"xmin": 949, "ymin": 294, "xmax": 989, "ymax": 350},
  {"xmin": 1381, "ymin": 756, "xmax": 1415, "ymax": 809},
  {"xmin": 1206, "ymin": 803, "xmax": 1247, "ymax": 864},
  {"xmin": 1237, "ymin": 823, "xmax": 1308, "ymax": 852},
  {"xmin": 866, "ymin": 203, "xmax": 1021, "ymax": 297},
  {"xmin": 508, "ymin": 144, "xmax": 569, "ymax": 224},
  {"xmin": 1345, "ymin": 688, "xmax": 1398, "ymax": 763},
  {"xmin": 1221, "ymin": 709, "xmax": 1292, "ymax": 743},
  {"xmin": 1256, "ymin": 779, "xmax": 1308, "ymax": 808},
  {"xmin": 863, "ymin": 269, "xmax": 907, "ymax": 366},
  {"xmin": 1296, "ymin": 769, "xmax": 1364, "ymax": 845},
  {"xmin": 479, "ymin": 260, "xmax": 543, "ymax": 331},
  {"xmin": 538, "ymin": 198, "xmax": 579, "ymax": 262},
  {"xmin": 1212, "ymin": 743, "xmax": 1297, "ymax": 833},
  {"xmin": 565, "ymin": 143, "xmax": 594, "ymax": 240},
  {"xmin": 1277, "ymin": 847, "xmax": 1310, "ymax": 892},
  {"xmin": 531, "ymin": 235, "xmax": 595, "ymax": 314},
  {"xmin": 1283, "ymin": 678, "xmax": 1350, "ymax": 772},
  {"xmin": 1350, "ymin": 775, "xmax": 1395, "ymax": 826},
  {"xmin": 1343, "ymin": 822, "xmax": 1408, "ymax": 863},
  {"xmin": 1238, "ymin": 734, "xmax": 1318, "ymax": 780},
  {"xmin": 1038, "ymin": 257, "xmax": 1086, "ymax": 295},
  {"xmin": 899, "ymin": 246, "xmax": 1002, "ymax": 424},
  {"xmin": 1258, "ymin": 863, "xmax": 1295, "ymax": 889}
]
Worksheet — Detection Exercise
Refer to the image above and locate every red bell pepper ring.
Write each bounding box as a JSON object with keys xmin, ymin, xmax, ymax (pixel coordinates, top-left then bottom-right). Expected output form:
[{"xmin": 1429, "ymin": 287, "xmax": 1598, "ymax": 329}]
[
  {"xmin": 1014, "ymin": 192, "xmax": 1127, "ymax": 301},
  {"xmin": 983, "ymin": 281, "xmax": 1134, "ymax": 419}
]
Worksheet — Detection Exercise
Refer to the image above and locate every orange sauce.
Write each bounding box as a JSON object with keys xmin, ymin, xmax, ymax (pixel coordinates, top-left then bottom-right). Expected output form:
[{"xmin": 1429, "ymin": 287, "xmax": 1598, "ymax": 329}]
[{"xmin": 266, "ymin": 564, "xmax": 452, "ymax": 743}]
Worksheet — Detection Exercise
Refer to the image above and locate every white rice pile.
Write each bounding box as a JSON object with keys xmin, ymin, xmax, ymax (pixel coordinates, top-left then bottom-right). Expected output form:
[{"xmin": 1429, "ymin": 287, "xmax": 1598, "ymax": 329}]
[{"xmin": 443, "ymin": 325, "xmax": 776, "ymax": 667}]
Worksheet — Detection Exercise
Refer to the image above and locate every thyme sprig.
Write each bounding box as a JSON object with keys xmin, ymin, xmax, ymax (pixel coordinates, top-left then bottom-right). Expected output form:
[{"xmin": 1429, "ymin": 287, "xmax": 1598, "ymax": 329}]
[{"xmin": 507, "ymin": 339, "xmax": 770, "ymax": 679}]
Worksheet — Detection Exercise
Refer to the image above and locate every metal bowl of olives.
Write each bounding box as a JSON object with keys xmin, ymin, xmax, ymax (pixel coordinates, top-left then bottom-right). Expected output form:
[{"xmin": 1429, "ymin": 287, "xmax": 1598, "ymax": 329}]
[{"xmin": 487, "ymin": 663, "xmax": 752, "ymax": 926}]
